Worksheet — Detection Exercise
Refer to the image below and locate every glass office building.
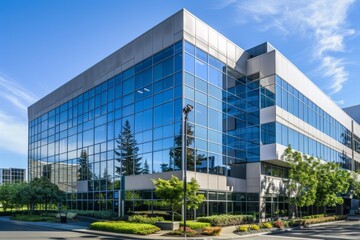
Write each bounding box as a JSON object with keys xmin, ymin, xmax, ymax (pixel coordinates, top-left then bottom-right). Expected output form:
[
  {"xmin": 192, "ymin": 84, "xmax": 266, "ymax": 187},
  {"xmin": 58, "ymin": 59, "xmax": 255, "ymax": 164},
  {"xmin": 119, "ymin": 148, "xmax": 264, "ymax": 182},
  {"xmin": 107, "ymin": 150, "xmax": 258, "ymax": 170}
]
[
  {"xmin": 28, "ymin": 9, "xmax": 360, "ymax": 218},
  {"xmin": 0, "ymin": 168, "xmax": 26, "ymax": 185}
]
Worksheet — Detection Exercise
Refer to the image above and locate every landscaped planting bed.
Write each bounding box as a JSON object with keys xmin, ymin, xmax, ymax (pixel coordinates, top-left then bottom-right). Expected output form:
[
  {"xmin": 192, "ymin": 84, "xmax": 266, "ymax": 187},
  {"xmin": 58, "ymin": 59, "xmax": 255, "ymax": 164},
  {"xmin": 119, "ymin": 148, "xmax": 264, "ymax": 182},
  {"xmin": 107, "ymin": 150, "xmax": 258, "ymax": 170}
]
[
  {"xmin": 90, "ymin": 221, "xmax": 160, "ymax": 235},
  {"xmin": 180, "ymin": 220, "xmax": 211, "ymax": 229},
  {"xmin": 197, "ymin": 214, "xmax": 255, "ymax": 226}
]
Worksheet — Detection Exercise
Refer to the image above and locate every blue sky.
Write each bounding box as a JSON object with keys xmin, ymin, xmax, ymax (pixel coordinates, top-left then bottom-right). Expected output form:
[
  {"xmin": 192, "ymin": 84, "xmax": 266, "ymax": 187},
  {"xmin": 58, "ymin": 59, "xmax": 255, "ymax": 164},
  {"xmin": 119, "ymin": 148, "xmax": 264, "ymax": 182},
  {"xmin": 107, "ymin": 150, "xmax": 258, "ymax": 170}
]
[{"xmin": 0, "ymin": 0, "xmax": 359, "ymax": 170}]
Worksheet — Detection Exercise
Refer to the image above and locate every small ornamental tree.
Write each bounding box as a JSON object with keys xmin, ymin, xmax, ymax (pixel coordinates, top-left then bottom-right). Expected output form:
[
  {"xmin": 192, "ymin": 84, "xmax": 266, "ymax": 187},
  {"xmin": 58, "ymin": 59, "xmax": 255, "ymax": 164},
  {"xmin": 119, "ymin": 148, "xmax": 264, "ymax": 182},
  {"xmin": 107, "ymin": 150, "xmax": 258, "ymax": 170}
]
[
  {"xmin": 152, "ymin": 176, "xmax": 205, "ymax": 221},
  {"xmin": 285, "ymin": 146, "xmax": 354, "ymax": 216},
  {"xmin": 315, "ymin": 162, "xmax": 350, "ymax": 207},
  {"xmin": 285, "ymin": 146, "xmax": 319, "ymax": 217}
]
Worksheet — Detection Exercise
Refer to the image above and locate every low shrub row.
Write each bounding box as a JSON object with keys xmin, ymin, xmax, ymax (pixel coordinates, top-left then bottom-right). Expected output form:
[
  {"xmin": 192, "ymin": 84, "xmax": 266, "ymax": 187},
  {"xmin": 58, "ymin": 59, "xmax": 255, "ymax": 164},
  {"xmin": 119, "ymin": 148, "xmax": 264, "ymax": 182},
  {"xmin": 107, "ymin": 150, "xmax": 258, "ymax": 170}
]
[
  {"xmin": 197, "ymin": 214, "xmax": 254, "ymax": 226},
  {"xmin": 302, "ymin": 214, "xmax": 325, "ymax": 219},
  {"xmin": 128, "ymin": 215, "xmax": 164, "ymax": 224},
  {"xmin": 169, "ymin": 226, "xmax": 222, "ymax": 237},
  {"xmin": 238, "ymin": 221, "xmax": 289, "ymax": 233},
  {"xmin": 67, "ymin": 210, "xmax": 117, "ymax": 220},
  {"xmin": 90, "ymin": 221, "xmax": 160, "ymax": 235},
  {"xmin": 180, "ymin": 221, "xmax": 211, "ymax": 229},
  {"xmin": 301, "ymin": 215, "xmax": 347, "ymax": 225},
  {"xmin": 238, "ymin": 224, "xmax": 267, "ymax": 232},
  {"xmin": 169, "ymin": 226, "xmax": 197, "ymax": 237}
]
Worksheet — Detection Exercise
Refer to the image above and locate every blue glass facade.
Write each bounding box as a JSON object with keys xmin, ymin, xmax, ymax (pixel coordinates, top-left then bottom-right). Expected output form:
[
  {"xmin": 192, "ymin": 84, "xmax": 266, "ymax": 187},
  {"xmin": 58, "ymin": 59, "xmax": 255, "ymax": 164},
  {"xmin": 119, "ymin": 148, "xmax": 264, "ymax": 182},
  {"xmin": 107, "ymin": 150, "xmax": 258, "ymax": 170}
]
[
  {"xmin": 29, "ymin": 41, "xmax": 183, "ymax": 210},
  {"xmin": 259, "ymin": 75, "xmax": 360, "ymax": 171},
  {"xmin": 28, "ymin": 40, "xmax": 261, "ymax": 214}
]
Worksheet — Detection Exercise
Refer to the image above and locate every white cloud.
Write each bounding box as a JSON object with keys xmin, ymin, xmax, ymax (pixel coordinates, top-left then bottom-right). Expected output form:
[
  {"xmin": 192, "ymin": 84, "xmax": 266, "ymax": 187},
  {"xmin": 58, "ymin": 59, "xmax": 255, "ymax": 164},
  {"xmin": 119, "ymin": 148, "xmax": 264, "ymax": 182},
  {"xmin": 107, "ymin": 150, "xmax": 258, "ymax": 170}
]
[
  {"xmin": 0, "ymin": 111, "xmax": 28, "ymax": 155},
  {"xmin": 0, "ymin": 73, "xmax": 38, "ymax": 114},
  {"xmin": 0, "ymin": 73, "xmax": 38, "ymax": 155},
  {"xmin": 234, "ymin": 0, "xmax": 356, "ymax": 95}
]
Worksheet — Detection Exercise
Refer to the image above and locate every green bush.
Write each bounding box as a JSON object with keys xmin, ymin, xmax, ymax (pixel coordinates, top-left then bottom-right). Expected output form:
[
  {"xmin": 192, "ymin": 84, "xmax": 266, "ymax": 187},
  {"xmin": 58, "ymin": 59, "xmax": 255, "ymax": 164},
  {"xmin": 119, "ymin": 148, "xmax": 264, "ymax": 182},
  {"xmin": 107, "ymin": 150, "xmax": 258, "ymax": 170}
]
[
  {"xmin": 288, "ymin": 219, "xmax": 301, "ymax": 227},
  {"xmin": 283, "ymin": 220, "xmax": 290, "ymax": 228},
  {"xmin": 238, "ymin": 225, "xmax": 249, "ymax": 232},
  {"xmin": 261, "ymin": 222, "xmax": 273, "ymax": 229},
  {"xmin": 302, "ymin": 214, "xmax": 324, "ymax": 219},
  {"xmin": 90, "ymin": 221, "xmax": 160, "ymax": 235},
  {"xmin": 202, "ymin": 226, "xmax": 222, "ymax": 236},
  {"xmin": 68, "ymin": 210, "xmax": 117, "ymax": 220},
  {"xmin": 197, "ymin": 214, "xmax": 254, "ymax": 226},
  {"xmin": 302, "ymin": 215, "xmax": 347, "ymax": 225},
  {"xmin": 250, "ymin": 224, "xmax": 261, "ymax": 231},
  {"xmin": 180, "ymin": 221, "xmax": 211, "ymax": 229},
  {"xmin": 128, "ymin": 215, "xmax": 164, "ymax": 224}
]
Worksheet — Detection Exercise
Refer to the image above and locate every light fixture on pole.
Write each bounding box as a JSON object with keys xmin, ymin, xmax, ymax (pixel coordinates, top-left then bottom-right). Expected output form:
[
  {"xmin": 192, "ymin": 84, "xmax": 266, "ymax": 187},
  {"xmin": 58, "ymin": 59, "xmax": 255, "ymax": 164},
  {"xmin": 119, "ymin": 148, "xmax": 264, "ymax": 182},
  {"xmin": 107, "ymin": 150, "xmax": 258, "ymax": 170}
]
[{"xmin": 182, "ymin": 104, "xmax": 193, "ymax": 238}]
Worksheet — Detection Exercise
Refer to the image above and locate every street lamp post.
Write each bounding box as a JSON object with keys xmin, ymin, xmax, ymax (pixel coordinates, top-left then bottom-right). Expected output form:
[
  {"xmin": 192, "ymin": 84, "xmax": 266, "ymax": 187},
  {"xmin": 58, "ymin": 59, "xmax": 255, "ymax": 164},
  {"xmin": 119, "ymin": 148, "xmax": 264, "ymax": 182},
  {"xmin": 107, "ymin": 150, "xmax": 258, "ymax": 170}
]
[{"xmin": 182, "ymin": 104, "xmax": 193, "ymax": 238}]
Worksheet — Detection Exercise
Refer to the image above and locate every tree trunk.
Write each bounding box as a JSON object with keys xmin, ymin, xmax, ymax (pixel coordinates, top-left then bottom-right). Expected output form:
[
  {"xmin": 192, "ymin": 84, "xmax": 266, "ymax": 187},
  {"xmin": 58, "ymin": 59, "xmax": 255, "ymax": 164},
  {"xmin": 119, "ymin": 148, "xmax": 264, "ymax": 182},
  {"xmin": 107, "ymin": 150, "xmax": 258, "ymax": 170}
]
[{"xmin": 172, "ymin": 211, "xmax": 174, "ymax": 222}]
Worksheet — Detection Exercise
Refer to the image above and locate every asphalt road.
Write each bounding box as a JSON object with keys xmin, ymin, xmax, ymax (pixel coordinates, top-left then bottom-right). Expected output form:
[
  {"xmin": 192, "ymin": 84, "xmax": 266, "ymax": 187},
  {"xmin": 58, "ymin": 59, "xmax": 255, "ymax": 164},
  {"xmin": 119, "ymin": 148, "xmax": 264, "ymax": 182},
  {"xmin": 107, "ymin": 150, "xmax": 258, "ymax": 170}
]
[
  {"xmin": 247, "ymin": 221, "xmax": 360, "ymax": 240},
  {"xmin": 0, "ymin": 218, "xmax": 132, "ymax": 240}
]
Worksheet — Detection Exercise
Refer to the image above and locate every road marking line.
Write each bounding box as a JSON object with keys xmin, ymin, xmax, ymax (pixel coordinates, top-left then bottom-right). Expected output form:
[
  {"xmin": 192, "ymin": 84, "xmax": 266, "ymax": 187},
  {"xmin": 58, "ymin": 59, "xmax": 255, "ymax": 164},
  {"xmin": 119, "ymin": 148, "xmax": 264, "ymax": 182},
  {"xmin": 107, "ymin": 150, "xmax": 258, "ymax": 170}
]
[{"xmin": 264, "ymin": 235, "xmax": 322, "ymax": 240}]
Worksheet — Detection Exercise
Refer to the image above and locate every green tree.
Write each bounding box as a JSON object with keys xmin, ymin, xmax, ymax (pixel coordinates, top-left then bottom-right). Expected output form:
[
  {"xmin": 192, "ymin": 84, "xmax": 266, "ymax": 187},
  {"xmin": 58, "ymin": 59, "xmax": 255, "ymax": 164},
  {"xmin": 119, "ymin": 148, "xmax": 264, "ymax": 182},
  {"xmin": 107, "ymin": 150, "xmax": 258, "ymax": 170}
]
[
  {"xmin": 169, "ymin": 123, "xmax": 202, "ymax": 171},
  {"xmin": 78, "ymin": 149, "xmax": 92, "ymax": 181},
  {"xmin": 0, "ymin": 184, "xmax": 13, "ymax": 212},
  {"xmin": 115, "ymin": 120, "xmax": 142, "ymax": 176},
  {"xmin": 142, "ymin": 159, "xmax": 150, "ymax": 174},
  {"xmin": 29, "ymin": 177, "xmax": 65, "ymax": 212},
  {"xmin": 285, "ymin": 146, "xmax": 319, "ymax": 217},
  {"xmin": 349, "ymin": 173, "xmax": 360, "ymax": 199},
  {"xmin": 315, "ymin": 161, "xmax": 350, "ymax": 207},
  {"xmin": 152, "ymin": 176, "xmax": 205, "ymax": 221},
  {"xmin": 10, "ymin": 182, "xmax": 29, "ymax": 210}
]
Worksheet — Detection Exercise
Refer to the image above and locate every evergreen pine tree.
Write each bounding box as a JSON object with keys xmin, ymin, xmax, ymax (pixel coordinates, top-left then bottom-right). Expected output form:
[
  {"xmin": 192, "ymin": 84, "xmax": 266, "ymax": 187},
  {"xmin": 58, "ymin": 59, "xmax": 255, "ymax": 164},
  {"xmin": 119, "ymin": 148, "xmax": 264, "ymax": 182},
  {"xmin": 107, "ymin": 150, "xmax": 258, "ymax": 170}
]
[
  {"xmin": 142, "ymin": 159, "xmax": 150, "ymax": 174},
  {"xmin": 78, "ymin": 150, "xmax": 92, "ymax": 181},
  {"xmin": 115, "ymin": 120, "xmax": 142, "ymax": 176},
  {"xmin": 170, "ymin": 123, "xmax": 202, "ymax": 171}
]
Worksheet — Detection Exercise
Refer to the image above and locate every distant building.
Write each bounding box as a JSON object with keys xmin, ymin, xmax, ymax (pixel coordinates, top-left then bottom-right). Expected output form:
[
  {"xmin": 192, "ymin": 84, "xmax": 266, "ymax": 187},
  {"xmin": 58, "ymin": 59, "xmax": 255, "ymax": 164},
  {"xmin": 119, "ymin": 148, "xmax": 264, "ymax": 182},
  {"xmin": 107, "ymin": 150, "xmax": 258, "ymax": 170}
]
[
  {"xmin": 0, "ymin": 168, "xmax": 26, "ymax": 184},
  {"xmin": 343, "ymin": 104, "xmax": 360, "ymax": 124}
]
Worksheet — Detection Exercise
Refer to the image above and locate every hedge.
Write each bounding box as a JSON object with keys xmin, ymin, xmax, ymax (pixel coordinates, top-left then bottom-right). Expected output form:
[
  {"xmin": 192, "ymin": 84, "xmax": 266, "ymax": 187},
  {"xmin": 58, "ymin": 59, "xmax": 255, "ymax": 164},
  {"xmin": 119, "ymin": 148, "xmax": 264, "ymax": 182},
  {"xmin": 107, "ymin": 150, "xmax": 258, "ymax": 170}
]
[
  {"xmin": 128, "ymin": 215, "xmax": 164, "ymax": 224},
  {"xmin": 197, "ymin": 214, "xmax": 254, "ymax": 226},
  {"xmin": 68, "ymin": 210, "xmax": 117, "ymax": 220},
  {"xmin": 180, "ymin": 221, "xmax": 211, "ymax": 229},
  {"xmin": 90, "ymin": 221, "xmax": 160, "ymax": 235},
  {"xmin": 302, "ymin": 214, "xmax": 324, "ymax": 219},
  {"xmin": 301, "ymin": 215, "xmax": 347, "ymax": 225}
]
